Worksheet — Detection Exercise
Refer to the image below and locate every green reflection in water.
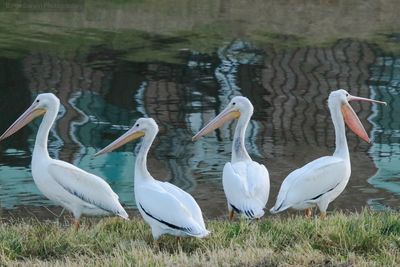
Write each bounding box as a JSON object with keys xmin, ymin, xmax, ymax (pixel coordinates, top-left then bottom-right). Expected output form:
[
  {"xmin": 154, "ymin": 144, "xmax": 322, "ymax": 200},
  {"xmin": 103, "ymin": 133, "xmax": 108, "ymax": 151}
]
[
  {"xmin": 368, "ymin": 56, "xmax": 400, "ymax": 209},
  {"xmin": 0, "ymin": 91, "xmax": 139, "ymax": 209},
  {"xmin": 1, "ymin": 1, "xmax": 400, "ymax": 215}
]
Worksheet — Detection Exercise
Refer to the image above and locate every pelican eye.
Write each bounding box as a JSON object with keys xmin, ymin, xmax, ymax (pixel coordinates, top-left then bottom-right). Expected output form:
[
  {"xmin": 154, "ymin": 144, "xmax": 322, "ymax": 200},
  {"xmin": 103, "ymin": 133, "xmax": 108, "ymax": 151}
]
[
  {"xmin": 232, "ymin": 102, "xmax": 236, "ymax": 105},
  {"xmin": 346, "ymin": 93, "xmax": 349, "ymax": 97},
  {"xmin": 36, "ymin": 99, "xmax": 40, "ymax": 103},
  {"xmin": 136, "ymin": 124, "xmax": 139, "ymax": 127}
]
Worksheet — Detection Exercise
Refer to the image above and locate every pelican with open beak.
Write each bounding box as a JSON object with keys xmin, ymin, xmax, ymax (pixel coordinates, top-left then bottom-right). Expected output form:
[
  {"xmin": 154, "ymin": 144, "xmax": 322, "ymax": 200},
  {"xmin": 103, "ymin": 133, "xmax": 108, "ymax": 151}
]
[
  {"xmin": 193, "ymin": 96, "xmax": 270, "ymax": 220},
  {"xmin": 270, "ymin": 89, "xmax": 386, "ymax": 218},
  {"xmin": 96, "ymin": 118, "xmax": 209, "ymax": 240},
  {"xmin": 0, "ymin": 93, "xmax": 128, "ymax": 229}
]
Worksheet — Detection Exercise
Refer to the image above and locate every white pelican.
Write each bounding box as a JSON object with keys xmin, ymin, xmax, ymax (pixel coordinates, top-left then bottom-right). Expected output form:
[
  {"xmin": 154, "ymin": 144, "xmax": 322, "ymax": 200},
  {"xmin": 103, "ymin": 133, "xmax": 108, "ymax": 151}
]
[
  {"xmin": 95, "ymin": 118, "xmax": 209, "ymax": 240},
  {"xmin": 0, "ymin": 93, "xmax": 128, "ymax": 228},
  {"xmin": 192, "ymin": 96, "xmax": 270, "ymax": 220},
  {"xmin": 270, "ymin": 89, "xmax": 386, "ymax": 218}
]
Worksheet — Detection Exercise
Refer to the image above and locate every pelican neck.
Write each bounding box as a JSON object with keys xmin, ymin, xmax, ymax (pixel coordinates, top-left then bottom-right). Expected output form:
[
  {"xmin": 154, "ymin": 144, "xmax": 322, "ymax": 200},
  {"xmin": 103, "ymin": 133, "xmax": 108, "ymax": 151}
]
[
  {"xmin": 231, "ymin": 111, "xmax": 252, "ymax": 163},
  {"xmin": 32, "ymin": 105, "xmax": 58, "ymax": 160},
  {"xmin": 330, "ymin": 102, "xmax": 350, "ymax": 159},
  {"xmin": 134, "ymin": 131, "xmax": 156, "ymax": 182}
]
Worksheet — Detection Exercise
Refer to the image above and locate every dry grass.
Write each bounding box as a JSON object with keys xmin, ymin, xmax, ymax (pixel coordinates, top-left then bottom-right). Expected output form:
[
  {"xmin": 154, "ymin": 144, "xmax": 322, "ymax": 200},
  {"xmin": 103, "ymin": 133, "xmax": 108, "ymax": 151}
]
[{"xmin": 0, "ymin": 209, "xmax": 399, "ymax": 266}]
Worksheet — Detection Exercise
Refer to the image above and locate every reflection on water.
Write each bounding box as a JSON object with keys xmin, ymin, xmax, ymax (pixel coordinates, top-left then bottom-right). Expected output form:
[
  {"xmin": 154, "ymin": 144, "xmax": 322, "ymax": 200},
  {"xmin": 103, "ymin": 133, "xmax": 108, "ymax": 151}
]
[
  {"xmin": 368, "ymin": 56, "xmax": 400, "ymax": 210},
  {"xmin": 0, "ymin": 2, "xmax": 400, "ymax": 219}
]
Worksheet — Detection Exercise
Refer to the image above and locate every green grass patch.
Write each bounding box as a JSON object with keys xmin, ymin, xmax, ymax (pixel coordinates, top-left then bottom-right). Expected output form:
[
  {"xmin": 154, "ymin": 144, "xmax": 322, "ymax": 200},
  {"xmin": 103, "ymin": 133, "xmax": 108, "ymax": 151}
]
[{"xmin": 0, "ymin": 209, "xmax": 399, "ymax": 266}]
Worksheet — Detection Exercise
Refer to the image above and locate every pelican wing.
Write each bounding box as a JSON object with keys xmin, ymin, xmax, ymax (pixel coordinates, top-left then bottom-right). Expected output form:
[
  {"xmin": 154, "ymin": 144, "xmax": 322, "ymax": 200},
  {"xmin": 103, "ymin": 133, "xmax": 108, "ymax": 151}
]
[
  {"xmin": 272, "ymin": 156, "xmax": 346, "ymax": 212},
  {"xmin": 137, "ymin": 182, "xmax": 206, "ymax": 236},
  {"xmin": 223, "ymin": 161, "xmax": 270, "ymax": 218},
  {"xmin": 48, "ymin": 160, "xmax": 128, "ymax": 219},
  {"xmin": 246, "ymin": 161, "xmax": 270, "ymax": 204},
  {"xmin": 159, "ymin": 181, "xmax": 206, "ymax": 229}
]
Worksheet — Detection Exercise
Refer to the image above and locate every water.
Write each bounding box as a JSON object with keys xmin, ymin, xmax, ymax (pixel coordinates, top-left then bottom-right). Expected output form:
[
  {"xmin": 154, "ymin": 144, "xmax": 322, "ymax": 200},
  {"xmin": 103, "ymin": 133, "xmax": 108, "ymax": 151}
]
[{"xmin": 0, "ymin": 1, "xmax": 399, "ymax": 219}]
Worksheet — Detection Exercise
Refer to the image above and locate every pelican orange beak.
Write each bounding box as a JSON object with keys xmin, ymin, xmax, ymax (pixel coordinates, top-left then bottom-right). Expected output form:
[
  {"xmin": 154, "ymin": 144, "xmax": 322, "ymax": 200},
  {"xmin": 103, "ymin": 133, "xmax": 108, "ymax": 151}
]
[
  {"xmin": 95, "ymin": 128, "xmax": 145, "ymax": 156},
  {"xmin": 342, "ymin": 95, "xmax": 387, "ymax": 143},
  {"xmin": 192, "ymin": 107, "xmax": 240, "ymax": 141},
  {"xmin": 0, "ymin": 102, "xmax": 46, "ymax": 141}
]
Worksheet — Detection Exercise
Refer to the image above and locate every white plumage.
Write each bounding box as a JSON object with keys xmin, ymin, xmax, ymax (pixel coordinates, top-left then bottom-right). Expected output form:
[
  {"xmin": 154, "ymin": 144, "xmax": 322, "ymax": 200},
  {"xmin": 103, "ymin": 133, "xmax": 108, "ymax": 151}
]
[
  {"xmin": 96, "ymin": 118, "xmax": 209, "ymax": 240},
  {"xmin": 223, "ymin": 161, "xmax": 269, "ymax": 218},
  {"xmin": 136, "ymin": 181, "xmax": 208, "ymax": 239},
  {"xmin": 193, "ymin": 96, "xmax": 270, "ymax": 220},
  {"xmin": 271, "ymin": 156, "xmax": 348, "ymax": 214},
  {"xmin": 0, "ymin": 93, "xmax": 128, "ymax": 228},
  {"xmin": 46, "ymin": 161, "xmax": 127, "ymax": 218},
  {"xmin": 270, "ymin": 89, "xmax": 386, "ymax": 217}
]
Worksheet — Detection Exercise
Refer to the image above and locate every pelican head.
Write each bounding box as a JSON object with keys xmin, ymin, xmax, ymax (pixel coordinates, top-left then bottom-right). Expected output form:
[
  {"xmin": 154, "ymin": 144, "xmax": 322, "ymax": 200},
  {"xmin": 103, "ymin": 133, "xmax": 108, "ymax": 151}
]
[
  {"xmin": 328, "ymin": 89, "xmax": 386, "ymax": 143},
  {"xmin": 0, "ymin": 93, "xmax": 60, "ymax": 141},
  {"xmin": 95, "ymin": 118, "xmax": 158, "ymax": 156},
  {"xmin": 192, "ymin": 96, "xmax": 253, "ymax": 141}
]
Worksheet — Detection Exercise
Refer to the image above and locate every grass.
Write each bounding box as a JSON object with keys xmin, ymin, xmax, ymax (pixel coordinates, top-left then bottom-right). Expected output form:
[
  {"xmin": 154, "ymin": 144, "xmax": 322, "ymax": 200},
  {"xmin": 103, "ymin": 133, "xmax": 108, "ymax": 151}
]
[{"xmin": 0, "ymin": 209, "xmax": 399, "ymax": 266}]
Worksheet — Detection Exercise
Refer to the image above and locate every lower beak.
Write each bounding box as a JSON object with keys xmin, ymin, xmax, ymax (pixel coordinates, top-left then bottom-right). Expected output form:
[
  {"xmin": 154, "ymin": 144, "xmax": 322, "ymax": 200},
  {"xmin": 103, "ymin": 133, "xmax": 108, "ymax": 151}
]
[
  {"xmin": 341, "ymin": 102, "xmax": 370, "ymax": 143},
  {"xmin": 342, "ymin": 95, "xmax": 387, "ymax": 143},
  {"xmin": 192, "ymin": 108, "xmax": 240, "ymax": 141},
  {"xmin": 95, "ymin": 129, "xmax": 145, "ymax": 156},
  {"xmin": 0, "ymin": 104, "xmax": 45, "ymax": 141}
]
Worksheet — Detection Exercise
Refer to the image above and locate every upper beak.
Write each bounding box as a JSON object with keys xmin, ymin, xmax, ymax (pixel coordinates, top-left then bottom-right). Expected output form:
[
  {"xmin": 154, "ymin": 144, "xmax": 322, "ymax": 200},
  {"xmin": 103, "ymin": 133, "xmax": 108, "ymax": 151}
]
[
  {"xmin": 95, "ymin": 128, "xmax": 145, "ymax": 156},
  {"xmin": 192, "ymin": 107, "xmax": 240, "ymax": 141},
  {"xmin": 348, "ymin": 95, "xmax": 387, "ymax": 106},
  {"xmin": 0, "ymin": 102, "xmax": 45, "ymax": 141},
  {"xmin": 342, "ymin": 95, "xmax": 387, "ymax": 143}
]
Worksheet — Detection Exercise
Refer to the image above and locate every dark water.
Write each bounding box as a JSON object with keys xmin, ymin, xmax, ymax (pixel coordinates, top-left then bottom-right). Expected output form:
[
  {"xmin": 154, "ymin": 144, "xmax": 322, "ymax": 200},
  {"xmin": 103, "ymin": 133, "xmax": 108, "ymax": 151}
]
[{"xmin": 0, "ymin": 1, "xmax": 399, "ymax": 219}]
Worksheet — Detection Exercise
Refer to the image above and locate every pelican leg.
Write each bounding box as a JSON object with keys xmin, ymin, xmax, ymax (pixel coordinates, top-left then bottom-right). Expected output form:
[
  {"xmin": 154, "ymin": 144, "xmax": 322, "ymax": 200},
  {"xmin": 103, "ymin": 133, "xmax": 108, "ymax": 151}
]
[
  {"xmin": 58, "ymin": 208, "xmax": 65, "ymax": 218},
  {"xmin": 153, "ymin": 239, "xmax": 160, "ymax": 250},
  {"xmin": 74, "ymin": 219, "xmax": 80, "ymax": 231},
  {"xmin": 320, "ymin": 211, "xmax": 327, "ymax": 219},
  {"xmin": 229, "ymin": 210, "xmax": 235, "ymax": 220},
  {"xmin": 176, "ymin": 236, "xmax": 182, "ymax": 247},
  {"xmin": 304, "ymin": 208, "xmax": 312, "ymax": 218}
]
